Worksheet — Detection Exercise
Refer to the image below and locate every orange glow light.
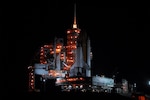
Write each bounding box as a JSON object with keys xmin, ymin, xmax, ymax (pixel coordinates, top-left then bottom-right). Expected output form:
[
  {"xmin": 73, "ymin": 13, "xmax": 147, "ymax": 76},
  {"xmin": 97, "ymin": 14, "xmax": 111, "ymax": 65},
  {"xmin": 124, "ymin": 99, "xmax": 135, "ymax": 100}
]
[{"xmin": 56, "ymin": 49, "xmax": 61, "ymax": 53}]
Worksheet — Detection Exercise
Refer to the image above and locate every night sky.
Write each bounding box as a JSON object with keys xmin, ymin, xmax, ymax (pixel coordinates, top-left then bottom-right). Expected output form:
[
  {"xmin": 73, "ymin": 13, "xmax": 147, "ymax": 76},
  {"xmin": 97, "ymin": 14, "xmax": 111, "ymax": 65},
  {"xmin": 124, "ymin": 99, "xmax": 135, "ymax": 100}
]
[{"xmin": 9, "ymin": 1, "xmax": 150, "ymax": 93}]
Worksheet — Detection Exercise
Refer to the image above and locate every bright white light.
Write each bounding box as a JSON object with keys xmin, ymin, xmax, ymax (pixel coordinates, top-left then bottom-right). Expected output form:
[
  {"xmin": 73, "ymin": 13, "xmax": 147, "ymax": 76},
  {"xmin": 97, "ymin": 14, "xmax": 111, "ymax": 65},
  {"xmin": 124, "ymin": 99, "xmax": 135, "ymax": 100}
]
[
  {"xmin": 148, "ymin": 81, "xmax": 150, "ymax": 85},
  {"xmin": 43, "ymin": 79, "xmax": 46, "ymax": 82}
]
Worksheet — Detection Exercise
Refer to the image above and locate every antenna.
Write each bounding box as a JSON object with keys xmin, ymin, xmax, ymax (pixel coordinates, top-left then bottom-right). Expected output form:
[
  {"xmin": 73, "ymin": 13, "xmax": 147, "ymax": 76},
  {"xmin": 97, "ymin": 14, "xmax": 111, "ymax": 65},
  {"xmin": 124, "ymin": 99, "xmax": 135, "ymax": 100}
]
[{"xmin": 73, "ymin": 3, "xmax": 77, "ymax": 29}]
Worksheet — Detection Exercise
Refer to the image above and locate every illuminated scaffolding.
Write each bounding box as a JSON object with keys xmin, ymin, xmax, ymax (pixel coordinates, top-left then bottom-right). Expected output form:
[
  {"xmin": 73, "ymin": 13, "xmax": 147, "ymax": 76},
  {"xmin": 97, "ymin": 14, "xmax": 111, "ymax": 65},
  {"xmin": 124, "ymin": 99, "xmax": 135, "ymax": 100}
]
[{"xmin": 28, "ymin": 4, "xmax": 93, "ymax": 92}]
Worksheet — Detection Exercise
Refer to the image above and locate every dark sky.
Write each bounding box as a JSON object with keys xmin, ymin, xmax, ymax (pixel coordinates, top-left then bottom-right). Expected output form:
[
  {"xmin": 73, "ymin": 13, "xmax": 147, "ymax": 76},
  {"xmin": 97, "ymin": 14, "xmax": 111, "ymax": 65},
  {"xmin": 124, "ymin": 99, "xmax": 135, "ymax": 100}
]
[{"xmin": 9, "ymin": 1, "xmax": 150, "ymax": 93}]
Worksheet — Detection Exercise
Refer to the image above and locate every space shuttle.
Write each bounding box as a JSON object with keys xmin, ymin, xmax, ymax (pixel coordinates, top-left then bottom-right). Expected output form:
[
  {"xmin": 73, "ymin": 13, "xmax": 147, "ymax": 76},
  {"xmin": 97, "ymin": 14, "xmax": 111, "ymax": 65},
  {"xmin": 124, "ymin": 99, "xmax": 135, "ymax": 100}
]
[{"xmin": 69, "ymin": 34, "xmax": 92, "ymax": 77}]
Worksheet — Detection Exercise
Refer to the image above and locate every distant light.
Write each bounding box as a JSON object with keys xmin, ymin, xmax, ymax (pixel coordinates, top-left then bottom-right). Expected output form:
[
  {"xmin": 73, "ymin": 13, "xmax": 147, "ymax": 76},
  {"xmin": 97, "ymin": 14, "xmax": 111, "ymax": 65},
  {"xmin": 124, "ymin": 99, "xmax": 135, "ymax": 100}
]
[
  {"xmin": 43, "ymin": 79, "xmax": 46, "ymax": 82},
  {"xmin": 148, "ymin": 81, "xmax": 150, "ymax": 85},
  {"xmin": 134, "ymin": 83, "xmax": 136, "ymax": 87}
]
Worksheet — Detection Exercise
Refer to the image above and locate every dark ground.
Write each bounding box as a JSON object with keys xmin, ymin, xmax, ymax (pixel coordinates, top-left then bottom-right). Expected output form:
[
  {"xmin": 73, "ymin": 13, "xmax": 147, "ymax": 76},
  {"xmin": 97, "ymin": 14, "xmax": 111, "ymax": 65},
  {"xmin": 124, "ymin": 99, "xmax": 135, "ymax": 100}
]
[{"xmin": 15, "ymin": 92, "xmax": 135, "ymax": 100}]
